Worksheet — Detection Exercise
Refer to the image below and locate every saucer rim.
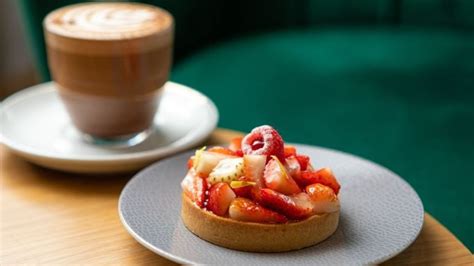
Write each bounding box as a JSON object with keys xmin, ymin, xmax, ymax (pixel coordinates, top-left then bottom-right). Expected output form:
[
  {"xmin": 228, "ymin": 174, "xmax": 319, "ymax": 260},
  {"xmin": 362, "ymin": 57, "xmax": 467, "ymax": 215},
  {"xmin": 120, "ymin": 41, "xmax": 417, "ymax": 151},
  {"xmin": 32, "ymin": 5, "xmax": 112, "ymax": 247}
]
[{"xmin": 0, "ymin": 81, "xmax": 218, "ymax": 163}]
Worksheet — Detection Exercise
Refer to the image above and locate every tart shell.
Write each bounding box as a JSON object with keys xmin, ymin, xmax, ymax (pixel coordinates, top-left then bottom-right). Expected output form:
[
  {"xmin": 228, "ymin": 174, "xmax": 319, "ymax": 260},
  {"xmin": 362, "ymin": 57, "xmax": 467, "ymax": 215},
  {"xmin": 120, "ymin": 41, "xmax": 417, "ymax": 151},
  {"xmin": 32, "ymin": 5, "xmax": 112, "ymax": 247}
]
[{"xmin": 181, "ymin": 194, "xmax": 339, "ymax": 252}]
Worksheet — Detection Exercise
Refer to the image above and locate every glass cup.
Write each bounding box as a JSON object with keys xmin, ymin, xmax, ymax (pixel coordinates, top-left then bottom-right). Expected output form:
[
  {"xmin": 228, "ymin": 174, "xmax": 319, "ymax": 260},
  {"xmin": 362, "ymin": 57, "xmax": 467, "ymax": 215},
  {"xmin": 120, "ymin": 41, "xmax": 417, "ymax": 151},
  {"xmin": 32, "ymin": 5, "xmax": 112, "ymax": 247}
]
[{"xmin": 43, "ymin": 2, "xmax": 174, "ymax": 146}]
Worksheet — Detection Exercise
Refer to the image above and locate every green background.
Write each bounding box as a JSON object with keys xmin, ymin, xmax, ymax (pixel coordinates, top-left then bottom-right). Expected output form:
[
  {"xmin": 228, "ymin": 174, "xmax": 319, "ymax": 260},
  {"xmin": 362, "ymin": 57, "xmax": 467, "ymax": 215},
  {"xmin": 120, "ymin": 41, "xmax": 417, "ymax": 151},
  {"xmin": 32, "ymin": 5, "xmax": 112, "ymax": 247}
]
[{"xmin": 17, "ymin": 0, "xmax": 474, "ymax": 250}]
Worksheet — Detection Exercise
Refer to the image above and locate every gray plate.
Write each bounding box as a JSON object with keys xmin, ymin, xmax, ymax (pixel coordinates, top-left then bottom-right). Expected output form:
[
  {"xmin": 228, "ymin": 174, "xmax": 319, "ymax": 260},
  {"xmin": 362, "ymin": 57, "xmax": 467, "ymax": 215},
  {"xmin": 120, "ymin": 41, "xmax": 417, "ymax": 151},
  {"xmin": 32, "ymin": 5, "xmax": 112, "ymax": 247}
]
[{"xmin": 119, "ymin": 144, "xmax": 424, "ymax": 265}]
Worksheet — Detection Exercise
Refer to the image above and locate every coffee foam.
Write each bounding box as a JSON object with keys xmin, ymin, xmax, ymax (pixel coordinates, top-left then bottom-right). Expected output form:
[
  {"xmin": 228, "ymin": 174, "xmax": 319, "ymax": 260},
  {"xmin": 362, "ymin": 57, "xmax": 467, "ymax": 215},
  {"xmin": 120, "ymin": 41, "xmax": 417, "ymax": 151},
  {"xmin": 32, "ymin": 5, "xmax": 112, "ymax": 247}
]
[{"xmin": 44, "ymin": 3, "xmax": 172, "ymax": 40}]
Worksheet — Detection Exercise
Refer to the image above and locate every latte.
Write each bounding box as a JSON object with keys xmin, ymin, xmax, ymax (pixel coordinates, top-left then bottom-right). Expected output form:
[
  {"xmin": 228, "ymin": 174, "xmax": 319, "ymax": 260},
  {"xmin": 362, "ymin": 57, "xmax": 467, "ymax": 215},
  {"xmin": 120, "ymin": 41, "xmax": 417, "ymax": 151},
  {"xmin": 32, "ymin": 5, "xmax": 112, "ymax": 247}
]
[{"xmin": 44, "ymin": 3, "xmax": 174, "ymax": 139}]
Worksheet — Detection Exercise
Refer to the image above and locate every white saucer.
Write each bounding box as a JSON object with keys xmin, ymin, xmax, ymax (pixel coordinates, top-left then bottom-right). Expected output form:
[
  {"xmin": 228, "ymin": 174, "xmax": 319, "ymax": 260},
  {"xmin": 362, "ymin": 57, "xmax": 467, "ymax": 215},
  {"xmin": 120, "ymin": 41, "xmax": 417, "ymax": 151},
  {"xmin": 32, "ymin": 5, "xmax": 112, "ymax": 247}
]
[{"xmin": 0, "ymin": 82, "xmax": 218, "ymax": 173}]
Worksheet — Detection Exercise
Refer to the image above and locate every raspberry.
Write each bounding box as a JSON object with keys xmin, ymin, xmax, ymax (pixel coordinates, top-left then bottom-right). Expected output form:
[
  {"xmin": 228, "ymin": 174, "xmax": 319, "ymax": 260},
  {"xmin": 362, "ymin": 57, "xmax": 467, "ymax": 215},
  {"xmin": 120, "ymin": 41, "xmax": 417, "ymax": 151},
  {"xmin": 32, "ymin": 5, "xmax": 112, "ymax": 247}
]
[{"xmin": 242, "ymin": 125, "xmax": 285, "ymax": 162}]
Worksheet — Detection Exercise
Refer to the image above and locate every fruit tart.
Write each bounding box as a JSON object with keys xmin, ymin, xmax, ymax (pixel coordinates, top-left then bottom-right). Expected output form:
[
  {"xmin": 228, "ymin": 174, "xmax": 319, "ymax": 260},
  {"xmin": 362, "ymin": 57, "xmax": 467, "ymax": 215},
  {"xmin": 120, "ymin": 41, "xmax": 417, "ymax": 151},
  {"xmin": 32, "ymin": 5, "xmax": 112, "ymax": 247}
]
[{"xmin": 180, "ymin": 125, "xmax": 341, "ymax": 252}]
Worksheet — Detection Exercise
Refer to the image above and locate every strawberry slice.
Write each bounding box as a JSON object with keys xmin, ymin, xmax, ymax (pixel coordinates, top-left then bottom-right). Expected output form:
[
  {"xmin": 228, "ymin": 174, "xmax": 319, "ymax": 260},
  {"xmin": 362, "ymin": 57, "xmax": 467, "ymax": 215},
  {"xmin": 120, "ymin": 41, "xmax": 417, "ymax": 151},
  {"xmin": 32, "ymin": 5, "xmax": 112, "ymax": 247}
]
[
  {"xmin": 187, "ymin": 157, "xmax": 194, "ymax": 169},
  {"xmin": 306, "ymin": 183, "xmax": 340, "ymax": 213},
  {"xmin": 181, "ymin": 170, "xmax": 195, "ymax": 199},
  {"xmin": 192, "ymin": 174, "xmax": 207, "ymax": 208},
  {"xmin": 207, "ymin": 158, "xmax": 244, "ymax": 184},
  {"xmin": 263, "ymin": 156, "xmax": 301, "ymax": 195},
  {"xmin": 228, "ymin": 137, "xmax": 243, "ymax": 152},
  {"xmin": 250, "ymin": 186, "xmax": 263, "ymax": 203},
  {"xmin": 229, "ymin": 198, "xmax": 287, "ymax": 223},
  {"xmin": 208, "ymin": 146, "xmax": 238, "ymax": 156},
  {"xmin": 230, "ymin": 180, "xmax": 256, "ymax": 198},
  {"xmin": 243, "ymin": 155, "xmax": 266, "ymax": 184},
  {"xmin": 259, "ymin": 188, "xmax": 314, "ymax": 220},
  {"xmin": 284, "ymin": 145, "xmax": 297, "ymax": 158},
  {"xmin": 233, "ymin": 186, "xmax": 252, "ymax": 198},
  {"xmin": 300, "ymin": 168, "xmax": 341, "ymax": 194},
  {"xmin": 240, "ymin": 154, "xmax": 267, "ymax": 200},
  {"xmin": 207, "ymin": 182, "xmax": 236, "ymax": 216},
  {"xmin": 181, "ymin": 169, "xmax": 208, "ymax": 207},
  {"xmin": 193, "ymin": 150, "xmax": 238, "ymax": 178},
  {"xmin": 285, "ymin": 156, "xmax": 301, "ymax": 180},
  {"xmin": 295, "ymin": 154, "xmax": 310, "ymax": 171}
]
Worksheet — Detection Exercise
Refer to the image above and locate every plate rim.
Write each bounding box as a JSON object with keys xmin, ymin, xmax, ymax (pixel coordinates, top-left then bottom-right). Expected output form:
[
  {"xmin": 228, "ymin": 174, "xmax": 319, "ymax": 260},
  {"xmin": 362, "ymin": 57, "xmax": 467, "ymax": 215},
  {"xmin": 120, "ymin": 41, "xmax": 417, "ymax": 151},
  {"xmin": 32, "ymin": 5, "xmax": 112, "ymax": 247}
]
[
  {"xmin": 118, "ymin": 143, "xmax": 424, "ymax": 265},
  {"xmin": 0, "ymin": 81, "xmax": 218, "ymax": 163},
  {"xmin": 118, "ymin": 197, "xmax": 195, "ymax": 265}
]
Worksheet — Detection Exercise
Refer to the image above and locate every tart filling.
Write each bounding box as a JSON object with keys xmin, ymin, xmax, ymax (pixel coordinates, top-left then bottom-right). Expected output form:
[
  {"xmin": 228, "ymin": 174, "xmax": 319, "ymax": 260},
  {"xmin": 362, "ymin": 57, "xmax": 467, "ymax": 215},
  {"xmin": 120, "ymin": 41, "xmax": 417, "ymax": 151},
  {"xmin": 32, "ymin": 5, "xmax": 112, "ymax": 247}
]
[{"xmin": 180, "ymin": 125, "xmax": 341, "ymax": 251}]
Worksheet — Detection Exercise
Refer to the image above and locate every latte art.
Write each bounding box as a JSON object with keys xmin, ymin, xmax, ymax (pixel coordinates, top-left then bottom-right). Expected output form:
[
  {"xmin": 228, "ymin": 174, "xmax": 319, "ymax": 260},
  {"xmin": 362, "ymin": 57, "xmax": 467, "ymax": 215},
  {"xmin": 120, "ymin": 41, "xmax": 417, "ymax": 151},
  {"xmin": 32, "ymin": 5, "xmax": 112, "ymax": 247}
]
[
  {"xmin": 45, "ymin": 3, "xmax": 172, "ymax": 40},
  {"xmin": 63, "ymin": 6, "xmax": 156, "ymax": 30}
]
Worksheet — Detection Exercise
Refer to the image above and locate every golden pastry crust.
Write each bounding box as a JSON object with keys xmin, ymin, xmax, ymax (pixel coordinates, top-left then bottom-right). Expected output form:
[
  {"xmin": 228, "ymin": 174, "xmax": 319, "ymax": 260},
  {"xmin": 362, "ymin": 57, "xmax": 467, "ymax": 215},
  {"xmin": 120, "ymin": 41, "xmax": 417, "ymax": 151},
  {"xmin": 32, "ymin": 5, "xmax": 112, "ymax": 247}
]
[{"xmin": 181, "ymin": 194, "xmax": 339, "ymax": 252}]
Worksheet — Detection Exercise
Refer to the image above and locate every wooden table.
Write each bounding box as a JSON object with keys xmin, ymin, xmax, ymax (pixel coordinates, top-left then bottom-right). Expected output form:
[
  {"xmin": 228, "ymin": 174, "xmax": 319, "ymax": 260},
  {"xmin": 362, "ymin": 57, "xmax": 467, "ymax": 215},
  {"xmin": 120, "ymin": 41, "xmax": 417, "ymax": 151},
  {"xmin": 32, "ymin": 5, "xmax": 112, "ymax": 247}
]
[{"xmin": 1, "ymin": 129, "xmax": 472, "ymax": 265}]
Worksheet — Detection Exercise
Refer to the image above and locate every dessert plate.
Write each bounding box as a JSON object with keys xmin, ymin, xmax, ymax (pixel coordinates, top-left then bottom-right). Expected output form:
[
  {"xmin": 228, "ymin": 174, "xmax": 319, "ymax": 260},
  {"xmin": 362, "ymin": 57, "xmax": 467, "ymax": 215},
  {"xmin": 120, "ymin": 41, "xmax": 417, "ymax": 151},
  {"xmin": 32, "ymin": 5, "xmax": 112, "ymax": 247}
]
[
  {"xmin": 119, "ymin": 144, "xmax": 424, "ymax": 265},
  {"xmin": 0, "ymin": 82, "xmax": 218, "ymax": 173}
]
